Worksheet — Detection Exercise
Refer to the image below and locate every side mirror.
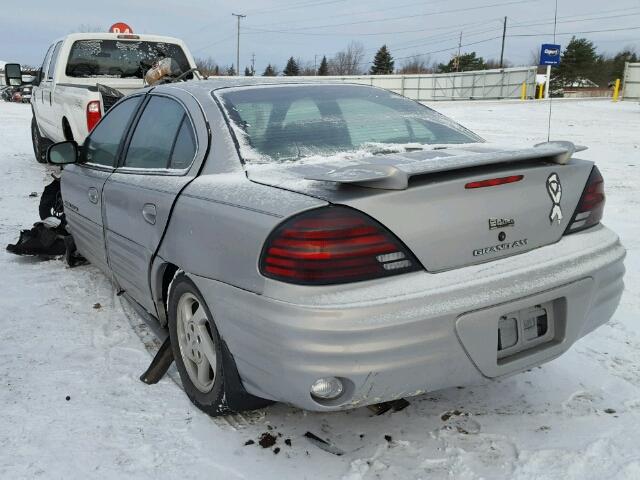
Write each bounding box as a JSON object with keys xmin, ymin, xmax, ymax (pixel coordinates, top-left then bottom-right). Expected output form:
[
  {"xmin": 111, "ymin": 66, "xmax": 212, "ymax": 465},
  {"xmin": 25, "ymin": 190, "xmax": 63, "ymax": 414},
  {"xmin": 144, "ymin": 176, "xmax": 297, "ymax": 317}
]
[
  {"xmin": 4, "ymin": 63, "xmax": 23, "ymax": 87},
  {"xmin": 48, "ymin": 141, "xmax": 78, "ymax": 165},
  {"xmin": 32, "ymin": 68, "xmax": 43, "ymax": 87}
]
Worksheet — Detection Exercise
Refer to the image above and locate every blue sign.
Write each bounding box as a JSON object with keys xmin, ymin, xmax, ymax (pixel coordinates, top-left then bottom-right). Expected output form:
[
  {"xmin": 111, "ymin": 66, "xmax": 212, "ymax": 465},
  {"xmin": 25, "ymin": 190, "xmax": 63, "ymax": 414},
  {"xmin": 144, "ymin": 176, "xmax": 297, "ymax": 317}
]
[{"xmin": 540, "ymin": 44, "xmax": 561, "ymax": 65}]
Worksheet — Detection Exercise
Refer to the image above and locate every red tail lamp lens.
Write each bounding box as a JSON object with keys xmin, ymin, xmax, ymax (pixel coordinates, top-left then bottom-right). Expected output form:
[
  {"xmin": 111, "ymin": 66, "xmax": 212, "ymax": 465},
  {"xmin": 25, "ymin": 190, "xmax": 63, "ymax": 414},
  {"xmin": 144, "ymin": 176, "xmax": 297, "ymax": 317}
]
[
  {"xmin": 86, "ymin": 101, "xmax": 102, "ymax": 132},
  {"xmin": 465, "ymin": 175, "xmax": 524, "ymax": 189},
  {"xmin": 260, "ymin": 207, "xmax": 421, "ymax": 285},
  {"xmin": 565, "ymin": 166, "xmax": 605, "ymax": 234}
]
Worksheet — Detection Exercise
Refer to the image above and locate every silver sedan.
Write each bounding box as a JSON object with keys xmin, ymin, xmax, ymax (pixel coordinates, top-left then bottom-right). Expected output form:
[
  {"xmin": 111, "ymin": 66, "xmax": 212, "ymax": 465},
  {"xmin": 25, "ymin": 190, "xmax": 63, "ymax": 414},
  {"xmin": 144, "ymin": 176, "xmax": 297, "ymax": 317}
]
[{"xmin": 47, "ymin": 79, "xmax": 625, "ymax": 415}]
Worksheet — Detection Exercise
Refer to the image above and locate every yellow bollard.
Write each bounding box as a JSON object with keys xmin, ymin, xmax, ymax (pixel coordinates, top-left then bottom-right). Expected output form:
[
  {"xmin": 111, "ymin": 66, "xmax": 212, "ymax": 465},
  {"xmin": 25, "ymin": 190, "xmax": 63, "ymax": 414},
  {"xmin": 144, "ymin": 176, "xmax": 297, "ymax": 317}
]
[
  {"xmin": 537, "ymin": 83, "xmax": 544, "ymax": 99},
  {"xmin": 521, "ymin": 82, "xmax": 526, "ymax": 100},
  {"xmin": 612, "ymin": 78, "xmax": 621, "ymax": 102}
]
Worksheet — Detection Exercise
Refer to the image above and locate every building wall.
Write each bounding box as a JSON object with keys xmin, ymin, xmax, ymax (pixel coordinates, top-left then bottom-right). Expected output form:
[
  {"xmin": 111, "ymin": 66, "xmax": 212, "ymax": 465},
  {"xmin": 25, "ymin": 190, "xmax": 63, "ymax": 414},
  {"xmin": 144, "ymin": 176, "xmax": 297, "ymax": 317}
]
[{"xmin": 622, "ymin": 62, "xmax": 640, "ymax": 101}]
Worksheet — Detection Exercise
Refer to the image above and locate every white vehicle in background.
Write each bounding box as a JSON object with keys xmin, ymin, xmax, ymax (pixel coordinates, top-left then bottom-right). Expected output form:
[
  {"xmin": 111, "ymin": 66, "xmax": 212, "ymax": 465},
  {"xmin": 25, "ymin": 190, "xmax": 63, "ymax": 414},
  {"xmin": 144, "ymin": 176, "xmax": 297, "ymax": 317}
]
[{"xmin": 26, "ymin": 29, "xmax": 199, "ymax": 162}]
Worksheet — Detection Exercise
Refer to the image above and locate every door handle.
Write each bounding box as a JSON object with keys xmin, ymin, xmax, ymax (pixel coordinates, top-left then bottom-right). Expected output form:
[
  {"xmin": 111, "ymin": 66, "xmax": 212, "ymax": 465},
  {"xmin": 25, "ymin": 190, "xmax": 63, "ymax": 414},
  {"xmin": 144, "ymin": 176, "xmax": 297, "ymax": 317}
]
[
  {"xmin": 88, "ymin": 187, "xmax": 99, "ymax": 204},
  {"xmin": 142, "ymin": 203, "xmax": 157, "ymax": 225}
]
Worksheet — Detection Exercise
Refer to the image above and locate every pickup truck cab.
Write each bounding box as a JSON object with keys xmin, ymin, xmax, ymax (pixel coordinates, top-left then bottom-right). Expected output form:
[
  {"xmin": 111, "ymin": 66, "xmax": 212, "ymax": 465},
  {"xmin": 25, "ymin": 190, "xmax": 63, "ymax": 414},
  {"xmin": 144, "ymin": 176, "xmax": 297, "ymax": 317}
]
[{"xmin": 30, "ymin": 32, "xmax": 199, "ymax": 162}]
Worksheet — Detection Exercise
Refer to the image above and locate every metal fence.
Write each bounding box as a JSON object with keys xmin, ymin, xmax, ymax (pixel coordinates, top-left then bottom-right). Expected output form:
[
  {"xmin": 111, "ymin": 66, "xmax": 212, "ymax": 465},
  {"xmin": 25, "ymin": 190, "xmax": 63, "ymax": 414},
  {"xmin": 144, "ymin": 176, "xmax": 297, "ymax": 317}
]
[
  {"xmin": 622, "ymin": 62, "xmax": 640, "ymax": 101},
  {"xmin": 299, "ymin": 66, "xmax": 538, "ymax": 101}
]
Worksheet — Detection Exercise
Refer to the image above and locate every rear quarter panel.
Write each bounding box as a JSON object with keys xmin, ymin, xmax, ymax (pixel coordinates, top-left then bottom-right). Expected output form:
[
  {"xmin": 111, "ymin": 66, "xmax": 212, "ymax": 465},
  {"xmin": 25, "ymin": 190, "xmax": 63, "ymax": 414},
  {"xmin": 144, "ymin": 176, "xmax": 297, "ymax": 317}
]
[{"xmin": 156, "ymin": 173, "xmax": 326, "ymax": 294}]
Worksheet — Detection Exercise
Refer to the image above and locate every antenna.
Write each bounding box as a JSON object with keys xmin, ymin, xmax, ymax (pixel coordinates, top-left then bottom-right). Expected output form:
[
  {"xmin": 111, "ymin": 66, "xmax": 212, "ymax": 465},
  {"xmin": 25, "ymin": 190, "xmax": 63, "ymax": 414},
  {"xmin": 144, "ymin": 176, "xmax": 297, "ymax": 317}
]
[{"xmin": 547, "ymin": 0, "xmax": 558, "ymax": 142}]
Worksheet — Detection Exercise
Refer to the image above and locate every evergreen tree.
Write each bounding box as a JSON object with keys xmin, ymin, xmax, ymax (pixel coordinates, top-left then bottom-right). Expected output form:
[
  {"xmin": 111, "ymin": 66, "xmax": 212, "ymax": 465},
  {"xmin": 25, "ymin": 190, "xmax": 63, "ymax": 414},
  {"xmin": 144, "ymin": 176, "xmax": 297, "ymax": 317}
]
[
  {"xmin": 610, "ymin": 49, "xmax": 638, "ymax": 81},
  {"xmin": 283, "ymin": 57, "xmax": 300, "ymax": 76},
  {"xmin": 370, "ymin": 45, "xmax": 395, "ymax": 74},
  {"xmin": 553, "ymin": 37, "xmax": 598, "ymax": 88},
  {"xmin": 317, "ymin": 55, "xmax": 329, "ymax": 75},
  {"xmin": 244, "ymin": 66, "xmax": 252, "ymax": 76},
  {"xmin": 438, "ymin": 52, "xmax": 486, "ymax": 73},
  {"xmin": 262, "ymin": 64, "xmax": 276, "ymax": 76},
  {"xmin": 226, "ymin": 65, "xmax": 236, "ymax": 76}
]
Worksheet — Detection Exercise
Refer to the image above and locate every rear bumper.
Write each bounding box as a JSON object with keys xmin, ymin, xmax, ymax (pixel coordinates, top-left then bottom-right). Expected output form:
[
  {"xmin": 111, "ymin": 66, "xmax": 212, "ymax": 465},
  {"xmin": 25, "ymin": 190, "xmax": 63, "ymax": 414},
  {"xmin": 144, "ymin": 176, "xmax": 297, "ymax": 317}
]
[{"xmin": 190, "ymin": 225, "xmax": 625, "ymax": 411}]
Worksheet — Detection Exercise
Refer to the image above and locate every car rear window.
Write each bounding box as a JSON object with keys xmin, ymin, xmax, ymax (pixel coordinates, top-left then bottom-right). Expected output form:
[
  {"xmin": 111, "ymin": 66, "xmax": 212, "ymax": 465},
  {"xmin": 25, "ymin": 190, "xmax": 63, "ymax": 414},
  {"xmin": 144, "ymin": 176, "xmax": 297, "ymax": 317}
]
[
  {"xmin": 65, "ymin": 39, "xmax": 192, "ymax": 79},
  {"xmin": 217, "ymin": 84, "xmax": 481, "ymax": 164}
]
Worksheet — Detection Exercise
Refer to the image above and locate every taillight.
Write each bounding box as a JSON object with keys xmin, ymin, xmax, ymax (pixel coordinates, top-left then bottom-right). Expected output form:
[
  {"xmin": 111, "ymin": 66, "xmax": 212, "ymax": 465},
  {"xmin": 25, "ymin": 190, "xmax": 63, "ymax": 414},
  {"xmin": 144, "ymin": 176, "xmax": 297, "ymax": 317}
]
[
  {"xmin": 260, "ymin": 206, "xmax": 421, "ymax": 285},
  {"xmin": 86, "ymin": 101, "xmax": 102, "ymax": 132},
  {"xmin": 565, "ymin": 166, "xmax": 605, "ymax": 234}
]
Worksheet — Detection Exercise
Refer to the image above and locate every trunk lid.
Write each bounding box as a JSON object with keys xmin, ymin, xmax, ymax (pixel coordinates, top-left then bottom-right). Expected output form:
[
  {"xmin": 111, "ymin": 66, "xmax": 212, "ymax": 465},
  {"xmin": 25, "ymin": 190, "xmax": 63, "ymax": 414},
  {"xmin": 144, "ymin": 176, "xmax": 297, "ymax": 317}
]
[{"xmin": 247, "ymin": 143, "xmax": 594, "ymax": 271}]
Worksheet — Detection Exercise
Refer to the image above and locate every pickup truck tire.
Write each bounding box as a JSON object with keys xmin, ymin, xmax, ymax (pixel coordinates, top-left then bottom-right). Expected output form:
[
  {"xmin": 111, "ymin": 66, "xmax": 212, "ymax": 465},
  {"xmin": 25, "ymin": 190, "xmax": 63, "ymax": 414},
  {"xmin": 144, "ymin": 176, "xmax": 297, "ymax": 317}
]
[{"xmin": 31, "ymin": 117, "xmax": 52, "ymax": 164}]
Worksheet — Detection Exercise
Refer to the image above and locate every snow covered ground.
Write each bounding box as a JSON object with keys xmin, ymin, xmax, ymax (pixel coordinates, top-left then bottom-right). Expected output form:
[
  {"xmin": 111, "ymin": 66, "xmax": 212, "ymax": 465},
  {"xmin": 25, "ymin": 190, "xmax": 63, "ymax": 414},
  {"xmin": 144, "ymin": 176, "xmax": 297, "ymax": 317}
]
[{"xmin": 0, "ymin": 98, "xmax": 639, "ymax": 479}]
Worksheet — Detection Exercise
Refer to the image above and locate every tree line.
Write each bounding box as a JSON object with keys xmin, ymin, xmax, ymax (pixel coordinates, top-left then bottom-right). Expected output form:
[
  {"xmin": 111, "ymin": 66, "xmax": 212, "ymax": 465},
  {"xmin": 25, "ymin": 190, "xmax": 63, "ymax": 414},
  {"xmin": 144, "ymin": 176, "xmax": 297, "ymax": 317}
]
[{"xmin": 196, "ymin": 37, "xmax": 637, "ymax": 86}]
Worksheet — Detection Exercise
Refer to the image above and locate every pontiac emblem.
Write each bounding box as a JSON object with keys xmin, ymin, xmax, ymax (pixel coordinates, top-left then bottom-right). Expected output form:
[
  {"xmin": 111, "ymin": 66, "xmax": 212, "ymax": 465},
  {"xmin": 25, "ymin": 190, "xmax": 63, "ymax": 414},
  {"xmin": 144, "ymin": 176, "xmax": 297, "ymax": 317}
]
[
  {"xmin": 546, "ymin": 173, "xmax": 563, "ymax": 224},
  {"xmin": 489, "ymin": 218, "xmax": 515, "ymax": 230}
]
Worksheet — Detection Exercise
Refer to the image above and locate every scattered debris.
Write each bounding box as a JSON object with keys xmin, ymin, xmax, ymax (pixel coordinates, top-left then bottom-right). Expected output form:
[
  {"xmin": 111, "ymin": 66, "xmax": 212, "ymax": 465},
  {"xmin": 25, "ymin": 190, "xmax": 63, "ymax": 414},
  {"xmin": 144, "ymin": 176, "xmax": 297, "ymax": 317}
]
[
  {"xmin": 536, "ymin": 425, "xmax": 551, "ymax": 432},
  {"xmin": 29, "ymin": 192, "xmax": 38, "ymax": 197},
  {"xmin": 384, "ymin": 435, "xmax": 392, "ymax": 442},
  {"xmin": 93, "ymin": 303, "xmax": 101, "ymax": 309},
  {"xmin": 359, "ymin": 433, "xmax": 365, "ymax": 439},
  {"xmin": 367, "ymin": 398, "xmax": 411, "ymax": 416},
  {"xmin": 284, "ymin": 438, "xmax": 292, "ymax": 447},
  {"xmin": 304, "ymin": 431, "xmax": 345, "ymax": 456},
  {"xmin": 273, "ymin": 447, "xmax": 280, "ymax": 455},
  {"xmin": 65, "ymin": 396, "xmax": 70, "ymax": 401},
  {"xmin": 441, "ymin": 409, "xmax": 465, "ymax": 421},
  {"xmin": 244, "ymin": 440, "xmax": 255, "ymax": 446},
  {"xmin": 258, "ymin": 432, "xmax": 277, "ymax": 448},
  {"xmin": 604, "ymin": 408, "xmax": 616, "ymax": 414}
]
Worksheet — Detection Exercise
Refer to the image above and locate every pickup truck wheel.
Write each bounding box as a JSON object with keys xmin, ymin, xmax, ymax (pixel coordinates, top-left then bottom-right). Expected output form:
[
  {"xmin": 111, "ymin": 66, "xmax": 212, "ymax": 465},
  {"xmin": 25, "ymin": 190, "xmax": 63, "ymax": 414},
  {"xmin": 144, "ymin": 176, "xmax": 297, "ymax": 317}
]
[
  {"xmin": 31, "ymin": 117, "xmax": 52, "ymax": 164},
  {"xmin": 168, "ymin": 273, "xmax": 232, "ymax": 416}
]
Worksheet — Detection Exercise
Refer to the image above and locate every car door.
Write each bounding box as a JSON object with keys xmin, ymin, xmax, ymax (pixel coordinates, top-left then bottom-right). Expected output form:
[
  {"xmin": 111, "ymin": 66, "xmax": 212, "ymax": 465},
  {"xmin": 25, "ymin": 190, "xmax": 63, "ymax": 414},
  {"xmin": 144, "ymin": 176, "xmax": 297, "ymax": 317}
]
[
  {"xmin": 61, "ymin": 95, "xmax": 144, "ymax": 274},
  {"xmin": 32, "ymin": 43, "xmax": 54, "ymax": 129},
  {"xmin": 102, "ymin": 92, "xmax": 204, "ymax": 314},
  {"xmin": 38, "ymin": 40, "xmax": 62, "ymax": 139}
]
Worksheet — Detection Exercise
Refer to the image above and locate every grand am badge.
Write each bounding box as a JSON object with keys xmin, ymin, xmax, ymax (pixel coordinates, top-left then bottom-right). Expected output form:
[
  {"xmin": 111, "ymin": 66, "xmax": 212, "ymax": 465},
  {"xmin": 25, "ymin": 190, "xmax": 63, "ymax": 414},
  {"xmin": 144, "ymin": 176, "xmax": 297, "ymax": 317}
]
[
  {"xmin": 546, "ymin": 172, "xmax": 563, "ymax": 224},
  {"xmin": 473, "ymin": 238, "xmax": 528, "ymax": 257}
]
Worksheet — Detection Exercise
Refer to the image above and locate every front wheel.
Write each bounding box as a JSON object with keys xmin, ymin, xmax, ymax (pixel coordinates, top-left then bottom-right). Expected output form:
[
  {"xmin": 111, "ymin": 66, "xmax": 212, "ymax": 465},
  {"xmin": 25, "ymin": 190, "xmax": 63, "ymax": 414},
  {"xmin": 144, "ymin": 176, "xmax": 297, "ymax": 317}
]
[
  {"xmin": 168, "ymin": 274, "xmax": 230, "ymax": 416},
  {"xmin": 31, "ymin": 117, "xmax": 52, "ymax": 164}
]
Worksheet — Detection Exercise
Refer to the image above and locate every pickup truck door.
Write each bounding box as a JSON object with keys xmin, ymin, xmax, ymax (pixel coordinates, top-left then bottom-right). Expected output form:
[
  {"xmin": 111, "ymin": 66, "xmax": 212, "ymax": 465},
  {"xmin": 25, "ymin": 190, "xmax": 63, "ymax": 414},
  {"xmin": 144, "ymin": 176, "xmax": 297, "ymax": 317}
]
[
  {"xmin": 37, "ymin": 41, "xmax": 63, "ymax": 139},
  {"xmin": 61, "ymin": 95, "xmax": 144, "ymax": 274},
  {"xmin": 102, "ymin": 92, "xmax": 206, "ymax": 314}
]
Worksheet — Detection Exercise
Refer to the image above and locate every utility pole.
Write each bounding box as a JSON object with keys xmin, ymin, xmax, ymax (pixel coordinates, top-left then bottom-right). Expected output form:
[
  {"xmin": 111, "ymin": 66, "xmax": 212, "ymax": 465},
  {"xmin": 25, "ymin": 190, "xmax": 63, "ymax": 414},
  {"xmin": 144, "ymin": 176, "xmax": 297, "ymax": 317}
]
[
  {"xmin": 314, "ymin": 54, "xmax": 318, "ymax": 75},
  {"xmin": 499, "ymin": 16, "xmax": 507, "ymax": 68},
  {"xmin": 251, "ymin": 53, "xmax": 255, "ymax": 76},
  {"xmin": 455, "ymin": 31, "xmax": 462, "ymax": 72},
  {"xmin": 232, "ymin": 13, "xmax": 246, "ymax": 77}
]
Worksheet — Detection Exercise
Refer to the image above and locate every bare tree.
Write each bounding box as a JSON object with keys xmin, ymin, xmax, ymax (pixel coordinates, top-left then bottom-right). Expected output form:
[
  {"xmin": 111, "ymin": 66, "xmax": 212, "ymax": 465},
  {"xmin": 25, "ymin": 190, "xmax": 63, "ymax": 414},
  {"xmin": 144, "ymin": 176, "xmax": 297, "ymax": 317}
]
[
  {"xmin": 329, "ymin": 41, "xmax": 365, "ymax": 75},
  {"xmin": 297, "ymin": 58, "xmax": 316, "ymax": 76},
  {"xmin": 398, "ymin": 55, "xmax": 434, "ymax": 74},
  {"xmin": 195, "ymin": 56, "xmax": 219, "ymax": 77}
]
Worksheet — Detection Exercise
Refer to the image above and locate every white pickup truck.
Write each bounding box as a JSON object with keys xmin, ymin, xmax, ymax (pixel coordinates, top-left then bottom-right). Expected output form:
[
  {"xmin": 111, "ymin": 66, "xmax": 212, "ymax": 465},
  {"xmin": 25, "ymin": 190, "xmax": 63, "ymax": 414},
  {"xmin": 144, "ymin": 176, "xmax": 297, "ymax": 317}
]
[{"xmin": 28, "ymin": 32, "xmax": 199, "ymax": 162}]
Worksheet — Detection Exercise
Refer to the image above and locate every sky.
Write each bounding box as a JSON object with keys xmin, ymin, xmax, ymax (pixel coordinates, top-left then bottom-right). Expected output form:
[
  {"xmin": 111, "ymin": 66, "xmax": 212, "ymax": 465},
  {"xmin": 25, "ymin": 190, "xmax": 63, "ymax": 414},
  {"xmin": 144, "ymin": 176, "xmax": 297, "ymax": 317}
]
[{"xmin": 1, "ymin": 0, "xmax": 639, "ymax": 73}]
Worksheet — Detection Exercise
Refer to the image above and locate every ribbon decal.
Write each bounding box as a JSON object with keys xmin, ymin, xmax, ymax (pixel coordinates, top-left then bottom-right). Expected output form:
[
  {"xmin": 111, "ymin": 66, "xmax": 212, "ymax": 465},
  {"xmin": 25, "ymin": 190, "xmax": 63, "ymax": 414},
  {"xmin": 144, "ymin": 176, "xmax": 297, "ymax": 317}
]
[{"xmin": 546, "ymin": 172, "xmax": 563, "ymax": 224}]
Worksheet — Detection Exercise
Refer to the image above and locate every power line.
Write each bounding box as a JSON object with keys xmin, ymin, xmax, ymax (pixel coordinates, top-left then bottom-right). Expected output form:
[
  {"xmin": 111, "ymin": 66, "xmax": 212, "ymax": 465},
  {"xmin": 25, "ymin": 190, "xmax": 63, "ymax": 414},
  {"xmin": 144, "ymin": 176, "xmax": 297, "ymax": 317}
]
[
  {"xmin": 271, "ymin": 0, "xmax": 536, "ymax": 32},
  {"xmin": 244, "ymin": 0, "xmax": 347, "ymax": 16}
]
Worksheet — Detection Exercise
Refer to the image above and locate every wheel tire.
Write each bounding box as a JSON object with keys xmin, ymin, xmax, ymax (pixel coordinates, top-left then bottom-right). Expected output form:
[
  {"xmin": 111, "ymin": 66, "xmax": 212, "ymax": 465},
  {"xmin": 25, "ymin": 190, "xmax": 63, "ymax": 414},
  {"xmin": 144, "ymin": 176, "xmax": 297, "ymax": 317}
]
[
  {"xmin": 168, "ymin": 273, "xmax": 231, "ymax": 416},
  {"xmin": 31, "ymin": 117, "xmax": 52, "ymax": 164},
  {"xmin": 39, "ymin": 178, "xmax": 64, "ymax": 221}
]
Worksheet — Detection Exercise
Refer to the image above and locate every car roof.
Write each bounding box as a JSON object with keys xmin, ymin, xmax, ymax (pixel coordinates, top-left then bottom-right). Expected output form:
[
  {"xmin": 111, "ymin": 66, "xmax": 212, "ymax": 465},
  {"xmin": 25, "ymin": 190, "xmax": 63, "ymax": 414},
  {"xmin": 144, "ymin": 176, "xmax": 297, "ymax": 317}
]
[{"xmin": 152, "ymin": 77, "xmax": 373, "ymax": 100}]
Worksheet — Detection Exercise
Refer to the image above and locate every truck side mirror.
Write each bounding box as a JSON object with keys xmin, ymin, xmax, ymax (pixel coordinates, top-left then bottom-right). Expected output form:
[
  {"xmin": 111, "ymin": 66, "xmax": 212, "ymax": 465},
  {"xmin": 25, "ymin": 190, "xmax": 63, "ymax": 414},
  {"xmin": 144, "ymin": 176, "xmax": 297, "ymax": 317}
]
[
  {"xmin": 4, "ymin": 63, "xmax": 23, "ymax": 87},
  {"xmin": 48, "ymin": 141, "xmax": 79, "ymax": 165},
  {"xmin": 32, "ymin": 68, "xmax": 43, "ymax": 87}
]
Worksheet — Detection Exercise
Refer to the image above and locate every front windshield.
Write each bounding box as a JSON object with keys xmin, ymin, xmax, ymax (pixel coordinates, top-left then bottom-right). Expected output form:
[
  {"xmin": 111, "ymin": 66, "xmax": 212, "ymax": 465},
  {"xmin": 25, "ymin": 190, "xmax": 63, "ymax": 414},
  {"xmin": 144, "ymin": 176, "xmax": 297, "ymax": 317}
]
[
  {"xmin": 66, "ymin": 40, "xmax": 191, "ymax": 79},
  {"xmin": 218, "ymin": 84, "xmax": 482, "ymax": 164}
]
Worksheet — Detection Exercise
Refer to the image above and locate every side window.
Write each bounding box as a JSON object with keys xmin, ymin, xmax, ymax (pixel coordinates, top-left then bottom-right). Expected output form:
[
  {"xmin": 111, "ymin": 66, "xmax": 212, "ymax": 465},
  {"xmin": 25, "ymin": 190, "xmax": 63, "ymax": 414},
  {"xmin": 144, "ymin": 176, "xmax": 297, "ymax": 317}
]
[
  {"xmin": 170, "ymin": 117, "xmax": 197, "ymax": 169},
  {"xmin": 124, "ymin": 96, "xmax": 191, "ymax": 169},
  {"xmin": 84, "ymin": 96, "xmax": 142, "ymax": 167},
  {"xmin": 40, "ymin": 44, "xmax": 55, "ymax": 77},
  {"xmin": 47, "ymin": 41, "xmax": 63, "ymax": 80}
]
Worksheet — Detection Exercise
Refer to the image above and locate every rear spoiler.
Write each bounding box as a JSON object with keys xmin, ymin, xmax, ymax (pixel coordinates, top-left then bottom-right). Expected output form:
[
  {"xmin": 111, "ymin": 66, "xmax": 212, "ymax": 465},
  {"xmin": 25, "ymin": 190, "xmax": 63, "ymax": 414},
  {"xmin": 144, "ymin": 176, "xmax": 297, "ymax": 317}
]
[{"xmin": 301, "ymin": 141, "xmax": 587, "ymax": 190}]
